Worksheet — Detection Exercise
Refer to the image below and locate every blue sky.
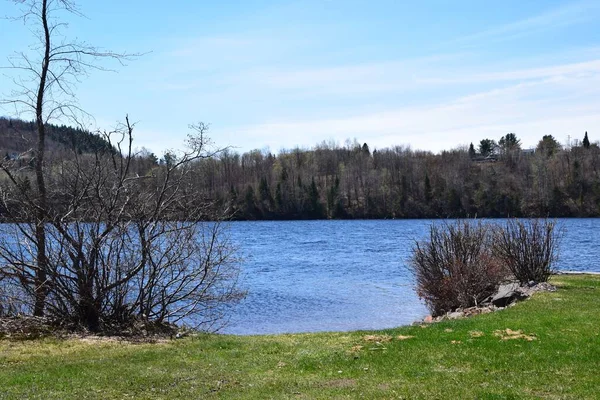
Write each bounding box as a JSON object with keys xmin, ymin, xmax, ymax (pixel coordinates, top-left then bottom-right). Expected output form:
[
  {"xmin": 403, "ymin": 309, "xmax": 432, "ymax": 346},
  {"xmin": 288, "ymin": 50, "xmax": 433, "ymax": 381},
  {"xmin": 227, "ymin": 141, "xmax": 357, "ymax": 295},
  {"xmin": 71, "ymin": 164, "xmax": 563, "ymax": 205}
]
[{"xmin": 1, "ymin": 0, "xmax": 600, "ymax": 154}]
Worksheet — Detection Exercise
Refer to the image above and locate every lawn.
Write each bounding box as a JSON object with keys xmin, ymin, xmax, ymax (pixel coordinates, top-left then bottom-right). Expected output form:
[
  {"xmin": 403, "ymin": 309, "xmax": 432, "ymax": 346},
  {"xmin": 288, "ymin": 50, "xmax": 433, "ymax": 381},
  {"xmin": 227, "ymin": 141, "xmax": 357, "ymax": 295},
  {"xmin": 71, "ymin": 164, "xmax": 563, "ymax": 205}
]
[{"xmin": 1, "ymin": 275, "xmax": 598, "ymax": 399}]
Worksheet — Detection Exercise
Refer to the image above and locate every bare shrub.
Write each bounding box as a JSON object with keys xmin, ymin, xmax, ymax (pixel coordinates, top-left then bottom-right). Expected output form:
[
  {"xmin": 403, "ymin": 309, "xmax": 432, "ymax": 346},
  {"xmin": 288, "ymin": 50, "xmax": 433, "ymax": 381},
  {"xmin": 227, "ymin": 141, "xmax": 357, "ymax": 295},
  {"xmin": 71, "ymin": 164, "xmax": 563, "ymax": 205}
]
[
  {"xmin": 492, "ymin": 219, "xmax": 560, "ymax": 284},
  {"xmin": 410, "ymin": 220, "xmax": 507, "ymax": 316},
  {"xmin": 0, "ymin": 121, "xmax": 245, "ymax": 332}
]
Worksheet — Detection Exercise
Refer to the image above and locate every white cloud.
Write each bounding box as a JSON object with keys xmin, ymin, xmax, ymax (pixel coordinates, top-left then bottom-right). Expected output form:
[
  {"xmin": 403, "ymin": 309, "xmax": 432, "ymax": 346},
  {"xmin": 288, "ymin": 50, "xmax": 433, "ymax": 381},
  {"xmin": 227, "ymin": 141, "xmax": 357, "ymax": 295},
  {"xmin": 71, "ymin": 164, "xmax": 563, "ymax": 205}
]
[
  {"xmin": 250, "ymin": 55, "xmax": 456, "ymax": 91},
  {"xmin": 91, "ymin": 5, "xmax": 600, "ymax": 155},
  {"xmin": 218, "ymin": 65, "xmax": 600, "ymax": 152}
]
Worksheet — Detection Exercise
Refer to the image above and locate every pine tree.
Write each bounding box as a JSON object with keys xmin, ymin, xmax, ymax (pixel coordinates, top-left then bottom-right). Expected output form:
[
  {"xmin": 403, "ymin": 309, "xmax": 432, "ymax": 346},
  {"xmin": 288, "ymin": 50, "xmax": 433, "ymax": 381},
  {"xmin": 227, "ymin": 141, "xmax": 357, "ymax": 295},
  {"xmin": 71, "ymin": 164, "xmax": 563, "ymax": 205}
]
[
  {"xmin": 307, "ymin": 177, "xmax": 324, "ymax": 218},
  {"xmin": 275, "ymin": 183, "xmax": 283, "ymax": 209},
  {"xmin": 244, "ymin": 185, "xmax": 259, "ymax": 218},
  {"xmin": 583, "ymin": 131, "xmax": 590, "ymax": 149},
  {"xmin": 537, "ymin": 135, "xmax": 561, "ymax": 157},
  {"xmin": 498, "ymin": 133, "xmax": 521, "ymax": 153},
  {"xmin": 258, "ymin": 176, "xmax": 273, "ymax": 205},
  {"xmin": 468, "ymin": 143, "xmax": 476, "ymax": 158},
  {"xmin": 478, "ymin": 139, "xmax": 497, "ymax": 157},
  {"xmin": 424, "ymin": 173, "xmax": 433, "ymax": 203},
  {"xmin": 362, "ymin": 143, "xmax": 370, "ymax": 156}
]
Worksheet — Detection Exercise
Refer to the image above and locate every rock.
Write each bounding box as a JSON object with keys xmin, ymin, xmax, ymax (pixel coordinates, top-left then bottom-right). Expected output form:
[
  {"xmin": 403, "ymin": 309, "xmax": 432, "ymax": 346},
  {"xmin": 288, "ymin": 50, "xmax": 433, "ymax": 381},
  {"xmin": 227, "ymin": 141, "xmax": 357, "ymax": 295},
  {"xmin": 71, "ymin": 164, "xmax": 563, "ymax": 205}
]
[
  {"xmin": 462, "ymin": 305, "xmax": 495, "ymax": 317},
  {"xmin": 490, "ymin": 282, "xmax": 529, "ymax": 307},
  {"xmin": 532, "ymin": 282, "xmax": 557, "ymax": 292},
  {"xmin": 447, "ymin": 311, "xmax": 464, "ymax": 320},
  {"xmin": 512, "ymin": 282, "xmax": 557, "ymax": 298},
  {"xmin": 413, "ymin": 280, "xmax": 559, "ymax": 327}
]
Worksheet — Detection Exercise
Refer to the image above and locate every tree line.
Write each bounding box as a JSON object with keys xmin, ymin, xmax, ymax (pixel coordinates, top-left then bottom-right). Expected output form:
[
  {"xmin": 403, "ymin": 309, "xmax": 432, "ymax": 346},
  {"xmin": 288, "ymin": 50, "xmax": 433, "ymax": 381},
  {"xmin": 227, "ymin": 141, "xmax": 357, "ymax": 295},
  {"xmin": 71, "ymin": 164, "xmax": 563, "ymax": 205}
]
[
  {"xmin": 185, "ymin": 132, "xmax": 599, "ymax": 220},
  {"xmin": 0, "ymin": 117, "xmax": 114, "ymax": 157},
  {"xmin": 2, "ymin": 120, "xmax": 598, "ymax": 221}
]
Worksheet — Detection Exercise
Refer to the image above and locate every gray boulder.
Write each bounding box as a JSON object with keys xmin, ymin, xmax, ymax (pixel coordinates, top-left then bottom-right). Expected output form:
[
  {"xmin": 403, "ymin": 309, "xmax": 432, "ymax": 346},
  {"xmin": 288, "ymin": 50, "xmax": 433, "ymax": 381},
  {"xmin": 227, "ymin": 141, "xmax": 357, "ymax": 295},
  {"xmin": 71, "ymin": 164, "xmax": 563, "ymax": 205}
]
[
  {"xmin": 447, "ymin": 311, "xmax": 464, "ymax": 320},
  {"xmin": 489, "ymin": 282, "xmax": 529, "ymax": 307}
]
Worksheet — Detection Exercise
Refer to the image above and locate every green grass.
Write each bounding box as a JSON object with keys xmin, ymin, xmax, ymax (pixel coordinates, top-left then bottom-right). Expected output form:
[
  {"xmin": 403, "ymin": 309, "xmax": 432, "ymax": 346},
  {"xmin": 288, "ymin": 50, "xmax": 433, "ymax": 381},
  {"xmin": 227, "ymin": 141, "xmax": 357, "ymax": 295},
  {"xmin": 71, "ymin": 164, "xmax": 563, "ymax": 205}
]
[{"xmin": 1, "ymin": 275, "xmax": 599, "ymax": 399}]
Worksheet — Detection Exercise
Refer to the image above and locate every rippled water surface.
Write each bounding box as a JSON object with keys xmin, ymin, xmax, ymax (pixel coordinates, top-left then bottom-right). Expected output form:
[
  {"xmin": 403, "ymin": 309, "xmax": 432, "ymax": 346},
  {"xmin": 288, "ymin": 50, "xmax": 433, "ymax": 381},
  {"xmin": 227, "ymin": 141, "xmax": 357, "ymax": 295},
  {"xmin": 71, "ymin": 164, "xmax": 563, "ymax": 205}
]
[{"xmin": 223, "ymin": 219, "xmax": 600, "ymax": 335}]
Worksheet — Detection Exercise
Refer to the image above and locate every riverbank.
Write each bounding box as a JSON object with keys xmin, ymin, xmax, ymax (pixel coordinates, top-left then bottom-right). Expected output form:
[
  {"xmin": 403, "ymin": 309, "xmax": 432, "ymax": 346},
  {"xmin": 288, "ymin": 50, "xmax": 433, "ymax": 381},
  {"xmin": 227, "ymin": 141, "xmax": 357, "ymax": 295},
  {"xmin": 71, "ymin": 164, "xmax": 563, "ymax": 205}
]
[{"xmin": 1, "ymin": 274, "xmax": 598, "ymax": 399}]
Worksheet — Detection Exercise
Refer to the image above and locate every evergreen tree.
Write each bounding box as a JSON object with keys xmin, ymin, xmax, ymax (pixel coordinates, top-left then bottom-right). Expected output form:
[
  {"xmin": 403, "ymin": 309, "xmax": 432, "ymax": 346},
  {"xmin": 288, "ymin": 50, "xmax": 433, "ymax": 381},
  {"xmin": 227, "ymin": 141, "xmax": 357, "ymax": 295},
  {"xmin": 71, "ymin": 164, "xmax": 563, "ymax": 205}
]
[
  {"xmin": 326, "ymin": 175, "xmax": 342, "ymax": 218},
  {"xmin": 361, "ymin": 143, "xmax": 370, "ymax": 156},
  {"xmin": 468, "ymin": 143, "xmax": 476, "ymax": 158},
  {"xmin": 372, "ymin": 149, "xmax": 379, "ymax": 169},
  {"xmin": 583, "ymin": 131, "xmax": 590, "ymax": 149},
  {"xmin": 446, "ymin": 188, "xmax": 462, "ymax": 216},
  {"xmin": 536, "ymin": 135, "xmax": 561, "ymax": 157},
  {"xmin": 275, "ymin": 182, "xmax": 283, "ymax": 209},
  {"xmin": 400, "ymin": 175, "xmax": 409, "ymax": 213},
  {"xmin": 244, "ymin": 185, "xmax": 260, "ymax": 218},
  {"xmin": 258, "ymin": 176, "xmax": 273, "ymax": 205},
  {"xmin": 307, "ymin": 177, "xmax": 324, "ymax": 218},
  {"xmin": 424, "ymin": 173, "xmax": 433, "ymax": 203},
  {"xmin": 498, "ymin": 133, "xmax": 521, "ymax": 153},
  {"xmin": 280, "ymin": 166, "xmax": 288, "ymax": 182},
  {"xmin": 478, "ymin": 139, "xmax": 497, "ymax": 157}
]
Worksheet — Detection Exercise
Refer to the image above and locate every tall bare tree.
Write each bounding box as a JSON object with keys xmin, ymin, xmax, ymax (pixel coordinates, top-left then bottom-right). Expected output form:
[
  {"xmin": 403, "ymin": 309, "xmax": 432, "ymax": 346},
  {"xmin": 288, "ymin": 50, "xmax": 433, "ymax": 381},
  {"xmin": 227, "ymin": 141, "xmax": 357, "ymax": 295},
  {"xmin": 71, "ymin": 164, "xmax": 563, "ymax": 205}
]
[
  {"xmin": 1, "ymin": 0, "xmax": 137, "ymax": 316},
  {"xmin": 0, "ymin": 1, "xmax": 244, "ymax": 332}
]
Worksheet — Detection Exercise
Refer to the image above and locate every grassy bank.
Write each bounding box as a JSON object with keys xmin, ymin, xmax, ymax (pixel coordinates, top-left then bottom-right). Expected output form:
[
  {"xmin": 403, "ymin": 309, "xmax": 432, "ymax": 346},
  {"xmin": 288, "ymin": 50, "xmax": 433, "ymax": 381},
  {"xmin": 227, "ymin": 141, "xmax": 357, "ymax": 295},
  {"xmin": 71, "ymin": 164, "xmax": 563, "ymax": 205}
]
[{"xmin": 1, "ymin": 275, "xmax": 599, "ymax": 399}]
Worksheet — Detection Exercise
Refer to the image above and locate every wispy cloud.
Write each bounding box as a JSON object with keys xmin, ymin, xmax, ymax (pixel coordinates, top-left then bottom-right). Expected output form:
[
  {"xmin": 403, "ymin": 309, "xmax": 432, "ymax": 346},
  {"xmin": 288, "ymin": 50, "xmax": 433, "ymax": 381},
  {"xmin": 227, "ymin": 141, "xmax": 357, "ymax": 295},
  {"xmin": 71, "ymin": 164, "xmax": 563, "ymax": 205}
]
[
  {"xmin": 69, "ymin": 2, "xmax": 600, "ymax": 155},
  {"xmin": 452, "ymin": 1, "xmax": 600, "ymax": 45},
  {"xmin": 164, "ymin": 33, "xmax": 315, "ymax": 71},
  {"xmin": 418, "ymin": 59, "xmax": 600, "ymax": 85},
  {"xmin": 243, "ymin": 54, "xmax": 459, "ymax": 94},
  {"xmin": 218, "ymin": 63, "xmax": 600, "ymax": 152}
]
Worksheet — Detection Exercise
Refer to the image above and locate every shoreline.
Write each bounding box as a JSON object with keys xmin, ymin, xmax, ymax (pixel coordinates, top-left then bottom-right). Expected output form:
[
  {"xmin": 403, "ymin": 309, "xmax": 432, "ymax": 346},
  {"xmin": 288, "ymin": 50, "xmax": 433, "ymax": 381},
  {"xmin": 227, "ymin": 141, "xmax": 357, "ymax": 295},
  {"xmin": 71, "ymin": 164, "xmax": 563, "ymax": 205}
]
[
  {"xmin": 555, "ymin": 270, "xmax": 600, "ymax": 275},
  {"xmin": 2, "ymin": 273, "xmax": 599, "ymax": 340}
]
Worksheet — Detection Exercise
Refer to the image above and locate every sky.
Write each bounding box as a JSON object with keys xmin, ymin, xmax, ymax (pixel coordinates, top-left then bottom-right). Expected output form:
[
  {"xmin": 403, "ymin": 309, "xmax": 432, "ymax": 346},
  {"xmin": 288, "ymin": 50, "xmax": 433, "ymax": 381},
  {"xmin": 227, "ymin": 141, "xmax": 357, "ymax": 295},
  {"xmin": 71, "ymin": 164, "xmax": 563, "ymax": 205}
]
[{"xmin": 1, "ymin": 0, "xmax": 600, "ymax": 155}]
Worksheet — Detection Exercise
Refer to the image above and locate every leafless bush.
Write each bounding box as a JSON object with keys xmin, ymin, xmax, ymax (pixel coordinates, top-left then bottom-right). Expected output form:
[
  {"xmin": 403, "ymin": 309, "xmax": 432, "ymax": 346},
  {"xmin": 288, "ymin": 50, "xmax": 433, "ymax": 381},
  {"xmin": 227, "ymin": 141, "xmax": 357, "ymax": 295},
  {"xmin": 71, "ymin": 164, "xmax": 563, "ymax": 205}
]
[
  {"xmin": 0, "ymin": 120, "xmax": 245, "ymax": 332},
  {"xmin": 410, "ymin": 220, "xmax": 507, "ymax": 316},
  {"xmin": 492, "ymin": 219, "xmax": 560, "ymax": 284}
]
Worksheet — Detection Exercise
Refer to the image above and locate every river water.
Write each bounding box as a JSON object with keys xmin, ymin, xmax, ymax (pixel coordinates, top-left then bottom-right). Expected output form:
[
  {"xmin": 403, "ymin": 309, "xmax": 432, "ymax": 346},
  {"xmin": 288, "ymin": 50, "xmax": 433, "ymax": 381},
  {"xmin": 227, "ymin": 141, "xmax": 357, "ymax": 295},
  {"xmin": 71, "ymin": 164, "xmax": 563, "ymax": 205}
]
[{"xmin": 222, "ymin": 219, "xmax": 600, "ymax": 335}]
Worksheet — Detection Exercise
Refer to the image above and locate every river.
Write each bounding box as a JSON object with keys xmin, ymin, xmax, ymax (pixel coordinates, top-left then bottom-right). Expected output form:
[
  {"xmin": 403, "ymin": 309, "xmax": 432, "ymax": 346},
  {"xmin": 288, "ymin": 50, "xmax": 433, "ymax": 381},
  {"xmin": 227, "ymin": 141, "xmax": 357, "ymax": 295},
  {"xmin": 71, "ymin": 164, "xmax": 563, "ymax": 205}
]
[{"xmin": 221, "ymin": 219, "xmax": 600, "ymax": 334}]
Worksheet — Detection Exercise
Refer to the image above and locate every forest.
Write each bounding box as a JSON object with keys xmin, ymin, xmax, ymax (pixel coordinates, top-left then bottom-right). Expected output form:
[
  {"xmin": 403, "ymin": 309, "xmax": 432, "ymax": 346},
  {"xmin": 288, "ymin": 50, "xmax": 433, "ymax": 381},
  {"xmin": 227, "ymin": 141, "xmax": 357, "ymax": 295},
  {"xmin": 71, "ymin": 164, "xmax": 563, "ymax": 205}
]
[
  {"xmin": 0, "ymin": 117, "xmax": 113, "ymax": 159},
  {"xmin": 2, "ymin": 118, "xmax": 598, "ymax": 220},
  {"xmin": 199, "ymin": 132, "xmax": 599, "ymax": 219}
]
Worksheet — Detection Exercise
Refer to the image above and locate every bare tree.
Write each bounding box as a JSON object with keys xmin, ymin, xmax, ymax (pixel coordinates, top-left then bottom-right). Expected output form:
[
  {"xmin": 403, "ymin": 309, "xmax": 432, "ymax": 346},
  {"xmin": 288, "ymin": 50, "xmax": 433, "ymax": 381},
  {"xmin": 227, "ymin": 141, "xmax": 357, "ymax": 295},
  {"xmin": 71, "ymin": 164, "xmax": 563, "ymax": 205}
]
[
  {"xmin": 1, "ymin": 0, "xmax": 139, "ymax": 316},
  {"xmin": 0, "ymin": 1, "xmax": 244, "ymax": 332}
]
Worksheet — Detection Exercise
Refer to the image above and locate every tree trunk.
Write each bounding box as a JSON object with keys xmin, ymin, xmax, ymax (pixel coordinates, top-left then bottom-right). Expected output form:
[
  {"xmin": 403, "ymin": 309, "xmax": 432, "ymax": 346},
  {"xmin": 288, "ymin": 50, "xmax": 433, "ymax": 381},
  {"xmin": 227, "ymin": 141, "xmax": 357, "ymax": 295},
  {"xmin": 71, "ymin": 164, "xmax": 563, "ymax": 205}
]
[{"xmin": 33, "ymin": 0, "xmax": 51, "ymax": 316}]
